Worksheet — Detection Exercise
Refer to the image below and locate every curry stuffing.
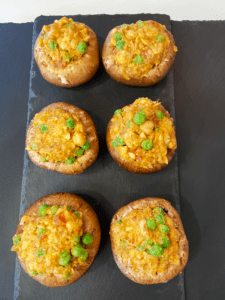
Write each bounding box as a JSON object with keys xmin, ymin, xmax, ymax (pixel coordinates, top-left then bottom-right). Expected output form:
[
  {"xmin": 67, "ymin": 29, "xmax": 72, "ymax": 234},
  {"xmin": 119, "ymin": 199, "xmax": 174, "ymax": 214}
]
[
  {"xmin": 111, "ymin": 205, "xmax": 180, "ymax": 277},
  {"xmin": 26, "ymin": 107, "xmax": 90, "ymax": 163},
  {"xmin": 109, "ymin": 20, "xmax": 177, "ymax": 79},
  {"xmin": 38, "ymin": 17, "xmax": 90, "ymax": 68},
  {"xmin": 110, "ymin": 98, "xmax": 177, "ymax": 169},
  {"xmin": 11, "ymin": 205, "xmax": 90, "ymax": 279}
]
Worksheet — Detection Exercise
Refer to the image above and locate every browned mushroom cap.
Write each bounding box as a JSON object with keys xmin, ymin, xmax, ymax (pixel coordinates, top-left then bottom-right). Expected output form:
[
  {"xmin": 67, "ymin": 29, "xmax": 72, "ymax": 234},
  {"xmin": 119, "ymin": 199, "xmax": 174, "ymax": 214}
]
[
  {"xmin": 110, "ymin": 197, "xmax": 189, "ymax": 284},
  {"xmin": 34, "ymin": 21, "xmax": 99, "ymax": 87},
  {"xmin": 102, "ymin": 20, "xmax": 176, "ymax": 86},
  {"xmin": 106, "ymin": 101, "xmax": 176, "ymax": 174},
  {"xmin": 15, "ymin": 193, "xmax": 101, "ymax": 287},
  {"xmin": 26, "ymin": 102, "xmax": 99, "ymax": 174}
]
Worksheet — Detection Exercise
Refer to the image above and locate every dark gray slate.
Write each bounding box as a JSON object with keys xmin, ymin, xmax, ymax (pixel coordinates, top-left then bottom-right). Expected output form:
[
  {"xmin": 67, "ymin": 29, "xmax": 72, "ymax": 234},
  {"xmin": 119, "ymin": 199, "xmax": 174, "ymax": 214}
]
[
  {"xmin": 172, "ymin": 20, "xmax": 225, "ymax": 300},
  {"xmin": 0, "ymin": 22, "xmax": 33, "ymax": 300},
  {"xmin": 14, "ymin": 14, "xmax": 184, "ymax": 300}
]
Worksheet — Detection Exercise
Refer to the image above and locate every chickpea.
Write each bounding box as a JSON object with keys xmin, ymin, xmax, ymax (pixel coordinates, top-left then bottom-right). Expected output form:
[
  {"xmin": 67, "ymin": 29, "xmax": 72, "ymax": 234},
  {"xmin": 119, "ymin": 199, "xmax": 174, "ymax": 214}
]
[
  {"xmin": 129, "ymin": 152, "xmax": 136, "ymax": 160},
  {"xmin": 140, "ymin": 120, "xmax": 154, "ymax": 135},
  {"xmin": 73, "ymin": 133, "xmax": 86, "ymax": 146},
  {"xmin": 71, "ymin": 39, "xmax": 77, "ymax": 49}
]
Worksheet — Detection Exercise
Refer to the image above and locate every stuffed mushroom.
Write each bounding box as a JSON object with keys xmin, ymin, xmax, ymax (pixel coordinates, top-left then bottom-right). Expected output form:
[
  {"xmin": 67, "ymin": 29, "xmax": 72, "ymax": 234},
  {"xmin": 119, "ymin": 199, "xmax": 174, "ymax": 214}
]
[
  {"xmin": 26, "ymin": 102, "xmax": 99, "ymax": 174},
  {"xmin": 102, "ymin": 20, "xmax": 177, "ymax": 86},
  {"xmin": 110, "ymin": 197, "xmax": 188, "ymax": 284},
  {"xmin": 11, "ymin": 193, "xmax": 101, "ymax": 287},
  {"xmin": 106, "ymin": 97, "xmax": 177, "ymax": 173},
  {"xmin": 34, "ymin": 17, "xmax": 99, "ymax": 87}
]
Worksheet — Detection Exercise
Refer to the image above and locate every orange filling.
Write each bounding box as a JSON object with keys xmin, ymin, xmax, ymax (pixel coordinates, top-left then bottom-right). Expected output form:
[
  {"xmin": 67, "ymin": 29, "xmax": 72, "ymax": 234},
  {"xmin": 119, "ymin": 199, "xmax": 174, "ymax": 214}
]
[
  {"xmin": 109, "ymin": 20, "xmax": 176, "ymax": 79},
  {"xmin": 12, "ymin": 205, "xmax": 84, "ymax": 279},
  {"xmin": 111, "ymin": 206, "xmax": 180, "ymax": 277},
  {"xmin": 26, "ymin": 108, "xmax": 88, "ymax": 163},
  {"xmin": 110, "ymin": 98, "xmax": 177, "ymax": 168},
  {"xmin": 38, "ymin": 17, "xmax": 90, "ymax": 68}
]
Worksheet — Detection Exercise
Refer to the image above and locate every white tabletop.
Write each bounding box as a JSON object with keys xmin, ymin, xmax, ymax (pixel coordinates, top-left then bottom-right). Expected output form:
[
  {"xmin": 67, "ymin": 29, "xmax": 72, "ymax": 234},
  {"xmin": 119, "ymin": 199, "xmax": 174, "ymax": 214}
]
[{"xmin": 1, "ymin": 0, "xmax": 225, "ymax": 23}]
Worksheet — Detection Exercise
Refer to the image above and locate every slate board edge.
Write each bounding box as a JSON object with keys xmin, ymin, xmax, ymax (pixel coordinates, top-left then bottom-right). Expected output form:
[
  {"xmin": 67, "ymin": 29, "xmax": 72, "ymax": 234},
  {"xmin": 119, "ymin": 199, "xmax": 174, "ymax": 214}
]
[
  {"xmin": 13, "ymin": 14, "xmax": 186, "ymax": 300},
  {"xmin": 13, "ymin": 19, "xmax": 39, "ymax": 300},
  {"xmin": 162, "ymin": 51, "xmax": 186, "ymax": 300}
]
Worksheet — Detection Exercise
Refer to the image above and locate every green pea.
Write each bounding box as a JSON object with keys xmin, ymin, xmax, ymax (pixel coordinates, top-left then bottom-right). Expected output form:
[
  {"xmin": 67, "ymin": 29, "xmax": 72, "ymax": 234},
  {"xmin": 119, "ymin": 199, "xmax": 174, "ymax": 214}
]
[
  {"xmin": 67, "ymin": 206, "xmax": 73, "ymax": 211},
  {"xmin": 31, "ymin": 142, "xmax": 36, "ymax": 150},
  {"xmin": 156, "ymin": 35, "xmax": 165, "ymax": 42},
  {"xmin": 146, "ymin": 218, "xmax": 157, "ymax": 230},
  {"xmin": 73, "ymin": 236, "xmax": 80, "ymax": 243},
  {"xmin": 38, "ymin": 204, "xmax": 49, "ymax": 217},
  {"xmin": 154, "ymin": 127, "xmax": 159, "ymax": 131},
  {"xmin": 141, "ymin": 140, "xmax": 153, "ymax": 150},
  {"xmin": 145, "ymin": 239, "xmax": 153, "ymax": 246},
  {"xmin": 81, "ymin": 249, "xmax": 89, "ymax": 262},
  {"xmin": 121, "ymin": 240, "xmax": 126, "ymax": 248},
  {"xmin": 65, "ymin": 157, "xmax": 75, "ymax": 164},
  {"xmin": 138, "ymin": 21, "xmax": 144, "ymax": 27},
  {"xmin": 145, "ymin": 249, "xmax": 151, "ymax": 255},
  {"xmin": 37, "ymin": 227, "xmax": 46, "ymax": 236},
  {"xmin": 40, "ymin": 157, "xmax": 46, "ymax": 163},
  {"xmin": 155, "ymin": 214, "xmax": 165, "ymax": 224},
  {"xmin": 37, "ymin": 248, "xmax": 45, "ymax": 257},
  {"xmin": 48, "ymin": 41, "xmax": 56, "ymax": 49},
  {"xmin": 28, "ymin": 270, "xmax": 38, "ymax": 276},
  {"xmin": 71, "ymin": 244, "xmax": 84, "ymax": 257},
  {"xmin": 76, "ymin": 148, "xmax": 84, "ymax": 157},
  {"xmin": 60, "ymin": 250, "xmax": 70, "ymax": 258},
  {"xmin": 117, "ymin": 219, "xmax": 123, "ymax": 224},
  {"xmin": 153, "ymin": 207, "xmax": 164, "ymax": 215},
  {"xmin": 117, "ymin": 136, "xmax": 126, "ymax": 146},
  {"xmin": 112, "ymin": 140, "xmax": 119, "ymax": 148},
  {"xmin": 77, "ymin": 42, "xmax": 87, "ymax": 53},
  {"xmin": 126, "ymin": 121, "xmax": 132, "ymax": 127},
  {"xmin": 82, "ymin": 233, "xmax": 93, "ymax": 245},
  {"xmin": 133, "ymin": 55, "xmax": 144, "ymax": 65},
  {"xmin": 63, "ymin": 54, "xmax": 72, "ymax": 61},
  {"xmin": 82, "ymin": 140, "xmax": 90, "ymax": 150},
  {"xmin": 66, "ymin": 23, "xmax": 72, "ymax": 27},
  {"xmin": 13, "ymin": 234, "xmax": 21, "ymax": 245},
  {"xmin": 41, "ymin": 124, "xmax": 48, "ymax": 133},
  {"xmin": 151, "ymin": 45, "xmax": 154, "ymax": 49},
  {"xmin": 51, "ymin": 205, "xmax": 59, "ymax": 215},
  {"xmin": 136, "ymin": 246, "xmax": 143, "ymax": 251},
  {"xmin": 133, "ymin": 111, "xmax": 146, "ymax": 125},
  {"xmin": 161, "ymin": 237, "xmax": 170, "ymax": 248},
  {"xmin": 74, "ymin": 212, "xmax": 80, "ymax": 218},
  {"xmin": 114, "ymin": 109, "xmax": 123, "ymax": 115},
  {"xmin": 115, "ymin": 32, "xmax": 122, "ymax": 41},
  {"xmin": 149, "ymin": 244, "xmax": 164, "ymax": 257},
  {"xmin": 66, "ymin": 118, "xmax": 75, "ymax": 129},
  {"xmin": 121, "ymin": 24, "xmax": 126, "ymax": 28},
  {"xmin": 158, "ymin": 224, "xmax": 169, "ymax": 234},
  {"xmin": 63, "ymin": 272, "xmax": 71, "ymax": 279},
  {"xmin": 156, "ymin": 110, "xmax": 164, "ymax": 119},
  {"xmin": 116, "ymin": 40, "xmax": 125, "ymax": 50},
  {"xmin": 59, "ymin": 251, "xmax": 72, "ymax": 266}
]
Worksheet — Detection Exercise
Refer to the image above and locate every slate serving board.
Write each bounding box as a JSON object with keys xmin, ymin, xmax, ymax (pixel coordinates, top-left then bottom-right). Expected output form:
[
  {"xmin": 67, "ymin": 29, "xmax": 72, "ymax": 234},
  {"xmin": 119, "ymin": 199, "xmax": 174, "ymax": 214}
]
[{"xmin": 14, "ymin": 14, "xmax": 185, "ymax": 300}]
